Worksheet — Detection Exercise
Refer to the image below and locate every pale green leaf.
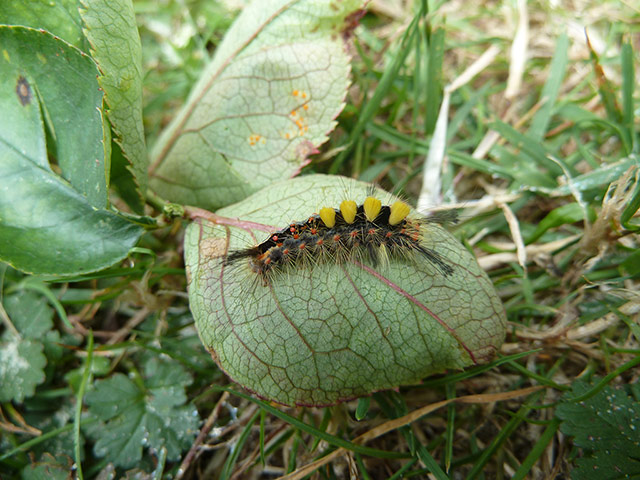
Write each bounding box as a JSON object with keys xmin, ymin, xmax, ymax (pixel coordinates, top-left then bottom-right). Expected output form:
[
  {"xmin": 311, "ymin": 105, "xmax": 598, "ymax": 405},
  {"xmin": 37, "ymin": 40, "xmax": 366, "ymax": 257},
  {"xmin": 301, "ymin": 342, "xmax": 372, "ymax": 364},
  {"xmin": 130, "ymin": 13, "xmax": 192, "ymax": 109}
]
[
  {"xmin": 185, "ymin": 174, "xmax": 507, "ymax": 406},
  {"xmin": 149, "ymin": 0, "xmax": 365, "ymax": 210},
  {"xmin": 80, "ymin": 0, "xmax": 148, "ymax": 210}
]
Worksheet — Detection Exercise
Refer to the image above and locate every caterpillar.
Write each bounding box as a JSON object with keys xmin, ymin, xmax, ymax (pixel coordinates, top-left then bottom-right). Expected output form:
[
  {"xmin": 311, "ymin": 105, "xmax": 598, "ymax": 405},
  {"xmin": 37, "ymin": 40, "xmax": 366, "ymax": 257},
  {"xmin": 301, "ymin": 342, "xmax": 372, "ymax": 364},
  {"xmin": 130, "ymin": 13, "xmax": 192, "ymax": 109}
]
[{"xmin": 223, "ymin": 196, "xmax": 455, "ymax": 284}]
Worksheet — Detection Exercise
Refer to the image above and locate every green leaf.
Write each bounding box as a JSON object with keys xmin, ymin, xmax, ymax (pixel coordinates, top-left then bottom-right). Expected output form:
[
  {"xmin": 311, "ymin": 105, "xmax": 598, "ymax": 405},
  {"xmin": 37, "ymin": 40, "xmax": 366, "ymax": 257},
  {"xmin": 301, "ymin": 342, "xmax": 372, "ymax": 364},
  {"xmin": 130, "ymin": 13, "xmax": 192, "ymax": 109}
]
[
  {"xmin": 21, "ymin": 453, "xmax": 74, "ymax": 480},
  {"xmin": 84, "ymin": 356, "xmax": 199, "ymax": 468},
  {"xmin": 1, "ymin": 26, "xmax": 107, "ymax": 208},
  {"xmin": 0, "ymin": 27, "xmax": 143, "ymax": 275},
  {"xmin": 3, "ymin": 290, "xmax": 54, "ymax": 340},
  {"xmin": 185, "ymin": 174, "xmax": 507, "ymax": 406},
  {"xmin": 149, "ymin": 0, "xmax": 365, "ymax": 210},
  {"xmin": 0, "ymin": 0, "xmax": 88, "ymax": 50},
  {"xmin": 80, "ymin": 0, "xmax": 149, "ymax": 210},
  {"xmin": 0, "ymin": 291, "xmax": 54, "ymax": 402},
  {"xmin": 0, "ymin": 339, "xmax": 46, "ymax": 403},
  {"xmin": 355, "ymin": 396, "xmax": 371, "ymax": 420},
  {"xmin": 556, "ymin": 381, "xmax": 640, "ymax": 479}
]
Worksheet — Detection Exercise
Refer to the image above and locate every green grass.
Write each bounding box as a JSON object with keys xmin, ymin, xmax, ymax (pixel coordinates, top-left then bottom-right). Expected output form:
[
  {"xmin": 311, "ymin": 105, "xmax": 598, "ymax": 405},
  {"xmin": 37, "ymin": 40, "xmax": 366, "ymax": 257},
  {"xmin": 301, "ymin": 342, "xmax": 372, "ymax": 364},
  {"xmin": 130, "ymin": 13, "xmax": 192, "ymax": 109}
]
[{"xmin": 1, "ymin": 0, "xmax": 639, "ymax": 478}]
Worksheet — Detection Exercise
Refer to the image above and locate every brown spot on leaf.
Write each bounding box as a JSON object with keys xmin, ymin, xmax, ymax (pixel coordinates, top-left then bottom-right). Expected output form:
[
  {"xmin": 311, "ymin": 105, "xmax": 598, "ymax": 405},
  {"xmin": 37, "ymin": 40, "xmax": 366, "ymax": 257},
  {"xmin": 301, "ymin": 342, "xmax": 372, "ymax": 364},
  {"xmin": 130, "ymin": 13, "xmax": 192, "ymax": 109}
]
[{"xmin": 16, "ymin": 76, "xmax": 32, "ymax": 106}]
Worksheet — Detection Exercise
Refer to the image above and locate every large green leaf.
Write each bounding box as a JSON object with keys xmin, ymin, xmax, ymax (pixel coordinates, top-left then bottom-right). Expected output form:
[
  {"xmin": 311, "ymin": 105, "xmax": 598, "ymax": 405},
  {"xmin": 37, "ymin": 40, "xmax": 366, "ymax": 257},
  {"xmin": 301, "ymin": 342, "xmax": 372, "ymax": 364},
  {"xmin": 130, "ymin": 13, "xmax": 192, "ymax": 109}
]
[
  {"xmin": 80, "ymin": 0, "xmax": 148, "ymax": 211},
  {"xmin": 185, "ymin": 175, "xmax": 507, "ymax": 406},
  {"xmin": 1, "ymin": 26, "xmax": 108, "ymax": 207},
  {"xmin": 0, "ymin": 26, "xmax": 142, "ymax": 275},
  {"xmin": 149, "ymin": 0, "xmax": 365, "ymax": 210}
]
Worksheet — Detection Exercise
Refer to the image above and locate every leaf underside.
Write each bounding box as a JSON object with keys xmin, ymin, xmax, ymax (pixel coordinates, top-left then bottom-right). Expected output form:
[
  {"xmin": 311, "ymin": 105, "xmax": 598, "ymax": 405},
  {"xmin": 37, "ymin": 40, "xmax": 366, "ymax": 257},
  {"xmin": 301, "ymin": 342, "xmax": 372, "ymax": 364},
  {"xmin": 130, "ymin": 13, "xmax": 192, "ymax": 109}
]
[
  {"xmin": 185, "ymin": 174, "xmax": 507, "ymax": 406},
  {"xmin": 149, "ymin": 0, "xmax": 365, "ymax": 210}
]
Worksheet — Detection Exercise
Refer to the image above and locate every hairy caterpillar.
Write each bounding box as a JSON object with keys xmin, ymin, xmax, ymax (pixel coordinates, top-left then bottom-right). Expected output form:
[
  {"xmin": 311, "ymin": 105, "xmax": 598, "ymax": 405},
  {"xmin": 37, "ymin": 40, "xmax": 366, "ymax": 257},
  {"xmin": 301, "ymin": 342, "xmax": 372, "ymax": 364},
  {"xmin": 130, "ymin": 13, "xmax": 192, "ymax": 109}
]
[{"xmin": 223, "ymin": 196, "xmax": 456, "ymax": 284}]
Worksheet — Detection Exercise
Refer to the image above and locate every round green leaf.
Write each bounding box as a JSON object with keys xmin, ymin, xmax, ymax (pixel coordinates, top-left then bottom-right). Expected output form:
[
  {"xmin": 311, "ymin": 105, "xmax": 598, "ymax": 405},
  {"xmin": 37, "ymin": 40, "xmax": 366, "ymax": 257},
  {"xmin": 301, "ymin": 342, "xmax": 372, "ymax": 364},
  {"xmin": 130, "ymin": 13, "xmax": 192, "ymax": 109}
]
[
  {"xmin": 149, "ymin": 0, "xmax": 365, "ymax": 210},
  {"xmin": 185, "ymin": 175, "xmax": 507, "ymax": 406},
  {"xmin": 0, "ymin": 26, "xmax": 142, "ymax": 275}
]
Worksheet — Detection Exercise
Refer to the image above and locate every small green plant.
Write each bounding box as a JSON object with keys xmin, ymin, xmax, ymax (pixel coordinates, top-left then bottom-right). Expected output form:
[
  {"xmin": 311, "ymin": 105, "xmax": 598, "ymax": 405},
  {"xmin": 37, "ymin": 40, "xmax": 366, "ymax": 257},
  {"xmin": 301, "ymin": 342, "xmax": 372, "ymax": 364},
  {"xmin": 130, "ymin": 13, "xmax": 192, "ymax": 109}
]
[{"xmin": 556, "ymin": 379, "xmax": 640, "ymax": 479}]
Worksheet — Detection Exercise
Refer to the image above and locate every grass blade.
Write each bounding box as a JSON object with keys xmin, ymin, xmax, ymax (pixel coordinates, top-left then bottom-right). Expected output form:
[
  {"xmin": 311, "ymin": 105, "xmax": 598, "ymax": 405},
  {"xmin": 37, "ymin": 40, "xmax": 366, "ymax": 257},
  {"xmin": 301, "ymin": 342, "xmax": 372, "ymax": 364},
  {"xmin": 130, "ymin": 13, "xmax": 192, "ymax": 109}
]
[{"xmin": 528, "ymin": 33, "xmax": 569, "ymax": 141}]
